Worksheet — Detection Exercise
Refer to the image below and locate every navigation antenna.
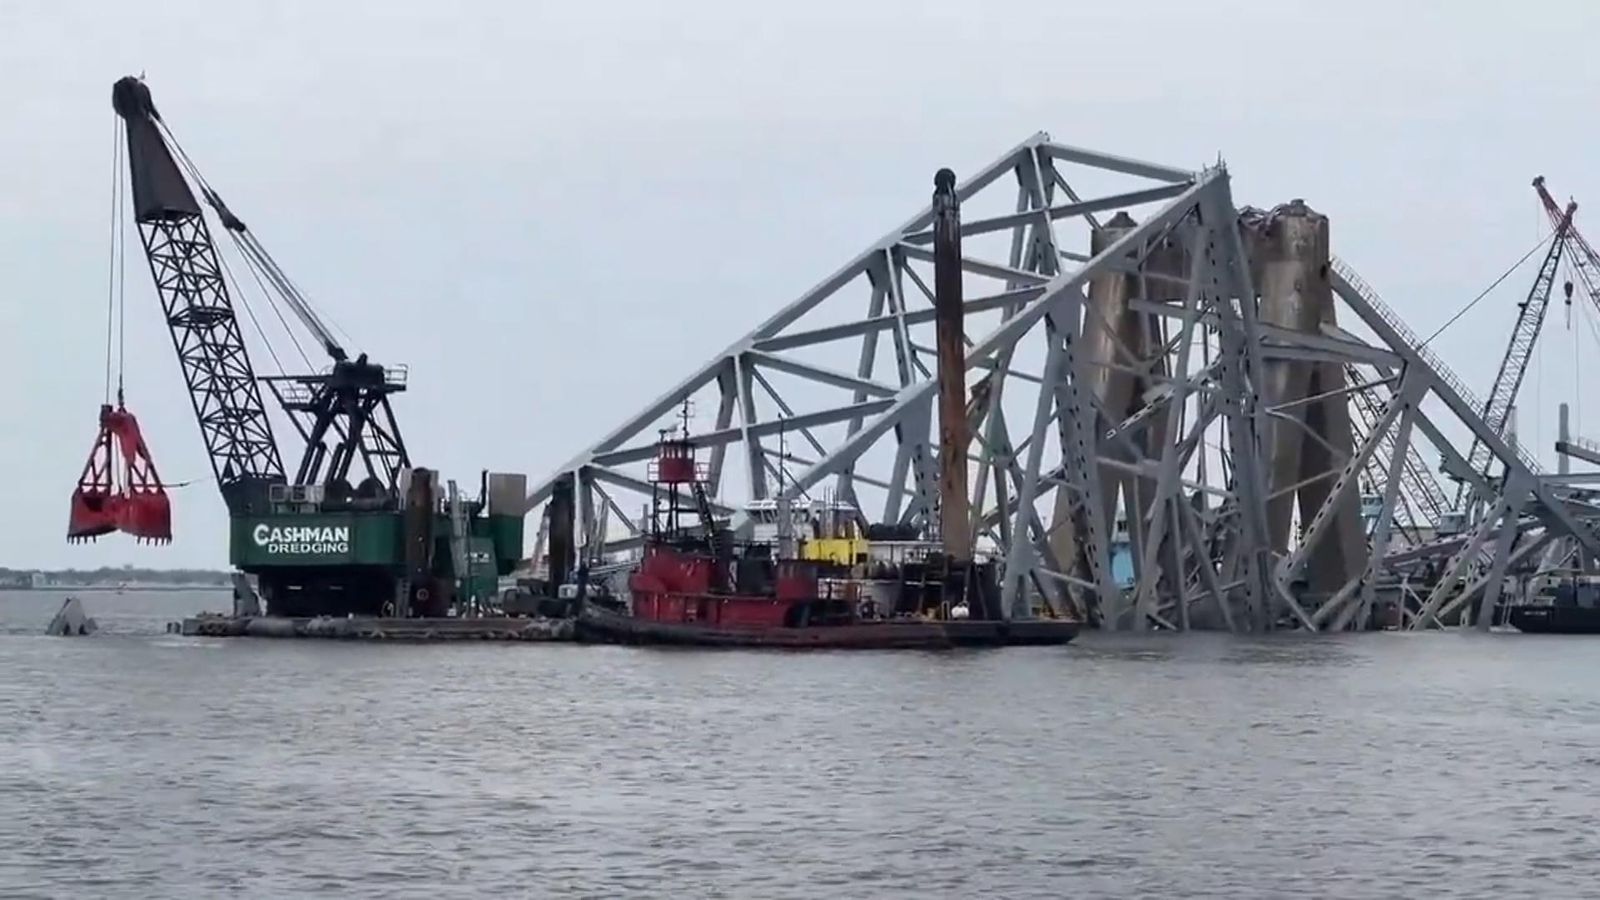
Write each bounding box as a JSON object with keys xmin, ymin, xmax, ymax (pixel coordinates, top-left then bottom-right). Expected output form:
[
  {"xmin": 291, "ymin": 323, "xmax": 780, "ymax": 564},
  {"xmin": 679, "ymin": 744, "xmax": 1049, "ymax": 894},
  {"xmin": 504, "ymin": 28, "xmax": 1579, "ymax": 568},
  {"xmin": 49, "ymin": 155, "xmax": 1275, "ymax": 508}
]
[
  {"xmin": 678, "ymin": 397, "xmax": 695, "ymax": 439},
  {"xmin": 777, "ymin": 417, "xmax": 788, "ymax": 495}
]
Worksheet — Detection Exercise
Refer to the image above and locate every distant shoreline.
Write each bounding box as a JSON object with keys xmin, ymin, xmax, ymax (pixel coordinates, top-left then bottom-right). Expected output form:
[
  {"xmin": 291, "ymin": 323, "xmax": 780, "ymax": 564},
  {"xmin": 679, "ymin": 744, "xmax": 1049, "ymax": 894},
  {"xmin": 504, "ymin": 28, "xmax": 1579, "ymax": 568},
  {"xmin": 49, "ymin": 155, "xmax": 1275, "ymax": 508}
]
[
  {"xmin": 1, "ymin": 569, "xmax": 232, "ymax": 592},
  {"xmin": 11, "ymin": 585, "xmax": 228, "ymax": 593}
]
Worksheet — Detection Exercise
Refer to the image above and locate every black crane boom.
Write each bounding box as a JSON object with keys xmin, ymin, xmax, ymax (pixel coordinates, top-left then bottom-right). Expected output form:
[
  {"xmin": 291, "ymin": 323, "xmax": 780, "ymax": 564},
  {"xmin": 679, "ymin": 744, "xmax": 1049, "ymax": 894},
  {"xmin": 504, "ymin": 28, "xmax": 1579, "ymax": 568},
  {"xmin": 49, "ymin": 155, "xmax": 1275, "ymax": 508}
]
[{"xmin": 111, "ymin": 76, "xmax": 286, "ymax": 514}]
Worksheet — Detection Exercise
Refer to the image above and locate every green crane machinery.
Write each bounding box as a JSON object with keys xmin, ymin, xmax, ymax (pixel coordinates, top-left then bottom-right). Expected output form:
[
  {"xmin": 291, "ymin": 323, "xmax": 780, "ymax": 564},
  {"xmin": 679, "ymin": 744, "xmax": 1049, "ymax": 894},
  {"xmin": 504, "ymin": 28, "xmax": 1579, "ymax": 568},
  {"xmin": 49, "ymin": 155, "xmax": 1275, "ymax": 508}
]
[{"xmin": 103, "ymin": 75, "xmax": 522, "ymax": 617}]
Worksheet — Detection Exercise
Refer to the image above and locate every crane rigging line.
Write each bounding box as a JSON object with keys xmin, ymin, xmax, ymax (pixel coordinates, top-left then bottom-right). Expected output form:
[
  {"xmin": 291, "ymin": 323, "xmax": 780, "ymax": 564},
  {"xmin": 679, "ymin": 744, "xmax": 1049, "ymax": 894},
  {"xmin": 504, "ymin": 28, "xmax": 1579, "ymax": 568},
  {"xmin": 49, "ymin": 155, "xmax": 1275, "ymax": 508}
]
[
  {"xmin": 117, "ymin": 128, "xmax": 127, "ymax": 404},
  {"xmin": 214, "ymin": 248, "xmax": 298, "ymax": 375},
  {"xmin": 139, "ymin": 124, "xmax": 292, "ymax": 382},
  {"xmin": 151, "ymin": 117, "xmax": 317, "ymax": 373},
  {"xmin": 101, "ymin": 114, "xmax": 132, "ymax": 405},
  {"xmin": 1422, "ymin": 230, "xmax": 1555, "ymax": 347},
  {"xmin": 135, "ymin": 112, "xmax": 309, "ymax": 382},
  {"xmin": 224, "ymin": 232, "xmax": 315, "ymax": 368},
  {"xmin": 103, "ymin": 115, "xmax": 120, "ymax": 405},
  {"xmin": 1573, "ymin": 277, "xmax": 1600, "ymax": 438},
  {"xmin": 156, "ymin": 119, "xmax": 347, "ymax": 362}
]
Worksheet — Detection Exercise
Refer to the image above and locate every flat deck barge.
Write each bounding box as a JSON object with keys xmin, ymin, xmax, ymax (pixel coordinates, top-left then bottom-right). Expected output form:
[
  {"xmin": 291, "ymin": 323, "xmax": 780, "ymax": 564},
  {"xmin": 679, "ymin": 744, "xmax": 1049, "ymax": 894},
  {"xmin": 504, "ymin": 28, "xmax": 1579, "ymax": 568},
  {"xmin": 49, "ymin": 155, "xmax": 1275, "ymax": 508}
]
[
  {"xmin": 170, "ymin": 609, "xmax": 1076, "ymax": 648},
  {"xmin": 576, "ymin": 604, "xmax": 1078, "ymax": 648},
  {"xmin": 174, "ymin": 614, "xmax": 575, "ymax": 642}
]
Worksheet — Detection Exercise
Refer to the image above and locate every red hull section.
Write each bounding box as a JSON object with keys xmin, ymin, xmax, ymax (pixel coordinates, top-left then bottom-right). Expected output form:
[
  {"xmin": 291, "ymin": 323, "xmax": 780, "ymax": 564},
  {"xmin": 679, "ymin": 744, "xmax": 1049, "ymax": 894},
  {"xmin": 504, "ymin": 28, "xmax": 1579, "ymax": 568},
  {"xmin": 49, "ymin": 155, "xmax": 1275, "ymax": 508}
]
[
  {"xmin": 607, "ymin": 438, "xmax": 1080, "ymax": 650},
  {"xmin": 628, "ymin": 545, "xmax": 825, "ymax": 629},
  {"xmin": 611, "ymin": 542, "xmax": 1079, "ymax": 649}
]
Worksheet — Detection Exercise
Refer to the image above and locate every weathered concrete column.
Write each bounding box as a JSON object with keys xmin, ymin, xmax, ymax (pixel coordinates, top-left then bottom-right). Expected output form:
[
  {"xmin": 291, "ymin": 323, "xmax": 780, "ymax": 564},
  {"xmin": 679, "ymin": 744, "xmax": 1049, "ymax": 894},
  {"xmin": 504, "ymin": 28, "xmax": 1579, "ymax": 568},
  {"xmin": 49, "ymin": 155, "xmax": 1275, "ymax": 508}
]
[
  {"xmin": 1047, "ymin": 212, "xmax": 1178, "ymax": 627},
  {"xmin": 1300, "ymin": 298, "xmax": 1369, "ymax": 596},
  {"xmin": 1049, "ymin": 213, "xmax": 1137, "ymax": 624},
  {"xmin": 1248, "ymin": 200, "xmax": 1326, "ymax": 553},
  {"xmin": 1242, "ymin": 201, "xmax": 1365, "ymax": 603}
]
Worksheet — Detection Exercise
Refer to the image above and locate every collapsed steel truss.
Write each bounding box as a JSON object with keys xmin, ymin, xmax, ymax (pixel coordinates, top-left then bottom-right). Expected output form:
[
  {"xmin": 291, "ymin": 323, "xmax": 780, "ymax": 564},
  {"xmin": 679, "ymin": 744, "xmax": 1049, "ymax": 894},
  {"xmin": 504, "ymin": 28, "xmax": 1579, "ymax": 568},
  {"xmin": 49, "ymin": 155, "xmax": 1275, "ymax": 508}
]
[{"xmin": 525, "ymin": 134, "xmax": 1600, "ymax": 631}]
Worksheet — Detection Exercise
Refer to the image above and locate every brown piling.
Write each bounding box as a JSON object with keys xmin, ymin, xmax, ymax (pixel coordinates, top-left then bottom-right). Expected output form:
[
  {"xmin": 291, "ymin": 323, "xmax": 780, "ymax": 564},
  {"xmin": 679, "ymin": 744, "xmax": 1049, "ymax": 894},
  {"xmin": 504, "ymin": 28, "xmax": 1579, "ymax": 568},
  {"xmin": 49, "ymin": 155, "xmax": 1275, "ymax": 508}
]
[{"xmin": 932, "ymin": 168, "xmax": 972, "ymax": 563}]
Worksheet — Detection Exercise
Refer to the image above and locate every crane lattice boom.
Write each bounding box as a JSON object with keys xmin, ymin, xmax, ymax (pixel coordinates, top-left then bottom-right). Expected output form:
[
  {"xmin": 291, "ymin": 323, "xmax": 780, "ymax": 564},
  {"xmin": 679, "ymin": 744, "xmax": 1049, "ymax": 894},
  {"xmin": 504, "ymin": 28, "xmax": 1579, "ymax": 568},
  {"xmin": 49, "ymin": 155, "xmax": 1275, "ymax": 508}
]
[
  {"xmin": 1536, "ymin": 176, "xmax": 1600, "ymax": 319},
  {"xmin": 1453, "ymin": 186, "xmax": 1575, "ymax": 513},
  {"xmin": 112, "ymin": 77, "xmax": 286, "ymax": 513}
]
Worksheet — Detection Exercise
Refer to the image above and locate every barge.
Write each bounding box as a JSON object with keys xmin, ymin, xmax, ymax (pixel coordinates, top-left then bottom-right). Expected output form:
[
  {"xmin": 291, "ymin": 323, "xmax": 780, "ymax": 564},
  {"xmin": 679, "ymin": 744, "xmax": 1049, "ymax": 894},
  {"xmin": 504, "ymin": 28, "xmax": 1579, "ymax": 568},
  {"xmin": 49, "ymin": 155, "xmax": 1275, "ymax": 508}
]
[
  {"xmin": 174, "ymin": 612, "xmax": 573, "ymax": 641},
  {"xmin": 1507, "ymin": 605, "xmax": 1600, "ymax": 634},
  {"xmin": 1508, "ymin": 574, "xmax": 1600, "ymax": 634},
  {"xmin": 576, "ymin": 602, "xmax": 1076, "ymax": 648}
]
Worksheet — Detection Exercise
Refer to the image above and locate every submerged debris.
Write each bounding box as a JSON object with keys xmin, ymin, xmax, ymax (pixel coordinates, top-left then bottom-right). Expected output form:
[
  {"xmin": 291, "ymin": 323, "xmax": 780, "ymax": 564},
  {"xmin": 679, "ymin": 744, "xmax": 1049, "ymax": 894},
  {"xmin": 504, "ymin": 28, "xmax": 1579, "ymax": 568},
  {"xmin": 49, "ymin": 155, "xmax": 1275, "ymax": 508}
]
[{"xmin": 46, "ymin": 596, "xmax": 99, "ymax": 636}]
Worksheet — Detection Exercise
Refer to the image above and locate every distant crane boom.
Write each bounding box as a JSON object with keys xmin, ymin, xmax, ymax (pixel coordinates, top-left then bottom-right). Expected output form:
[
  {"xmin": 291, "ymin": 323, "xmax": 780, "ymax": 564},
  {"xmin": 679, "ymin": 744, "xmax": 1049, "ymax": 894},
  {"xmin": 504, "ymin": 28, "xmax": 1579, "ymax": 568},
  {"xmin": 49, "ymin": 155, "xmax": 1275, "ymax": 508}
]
[
  {"xmin": 1453, "ymin": 186, "xmax": 1575, "ymax": 513},
  {"xmin": 1535, "ymin": 176, "xmax": 1600, "ymax": 319}
]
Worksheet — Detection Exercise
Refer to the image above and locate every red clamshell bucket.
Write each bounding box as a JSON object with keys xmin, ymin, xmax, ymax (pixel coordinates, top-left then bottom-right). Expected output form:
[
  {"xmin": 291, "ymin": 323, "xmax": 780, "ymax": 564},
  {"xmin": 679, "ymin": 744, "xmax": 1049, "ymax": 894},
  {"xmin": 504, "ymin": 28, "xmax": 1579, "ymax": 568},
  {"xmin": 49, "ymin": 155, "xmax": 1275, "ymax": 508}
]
[{"xmin": 67, "ymin": 403, "xmax": 172, "ymax": 544}]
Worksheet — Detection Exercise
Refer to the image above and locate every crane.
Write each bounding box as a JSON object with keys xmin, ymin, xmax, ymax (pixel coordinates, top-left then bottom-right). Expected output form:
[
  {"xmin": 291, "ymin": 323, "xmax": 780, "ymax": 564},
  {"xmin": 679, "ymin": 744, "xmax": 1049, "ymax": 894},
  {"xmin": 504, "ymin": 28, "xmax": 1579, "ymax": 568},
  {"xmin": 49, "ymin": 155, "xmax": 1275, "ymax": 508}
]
[
  {"xmin": 1453, "ymin": 185, "xmax": 1575, "ymax": 515},
  {"xmin": 1534, "ymin": 177, "xmax": 1600, "ymax": 330},
  {"xmin": 110, "ymin": 75, "xmax": 409, "ymax": 515},
  {"xmin": 98, "ymin": 75, "xmax": 524, "ymax": 618}
]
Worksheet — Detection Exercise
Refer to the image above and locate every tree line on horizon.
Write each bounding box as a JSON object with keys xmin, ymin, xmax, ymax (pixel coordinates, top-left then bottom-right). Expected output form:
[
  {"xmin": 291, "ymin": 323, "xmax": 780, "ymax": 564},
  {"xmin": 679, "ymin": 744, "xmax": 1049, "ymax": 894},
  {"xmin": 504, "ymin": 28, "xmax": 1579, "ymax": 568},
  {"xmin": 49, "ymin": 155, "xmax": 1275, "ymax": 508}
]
[{"xmin": 0, "ymin": 566, "xmax": 230, "ymax": 586}]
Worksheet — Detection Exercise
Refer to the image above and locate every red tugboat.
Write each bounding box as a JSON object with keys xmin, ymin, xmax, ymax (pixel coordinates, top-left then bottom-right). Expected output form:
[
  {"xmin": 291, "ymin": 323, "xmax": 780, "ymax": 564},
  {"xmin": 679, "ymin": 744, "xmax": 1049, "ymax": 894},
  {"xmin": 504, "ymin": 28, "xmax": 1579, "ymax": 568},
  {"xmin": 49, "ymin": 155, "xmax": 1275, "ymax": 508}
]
[{"xmin": 572, "ymin": 432, "xmax": 1079, "ymax": 649}]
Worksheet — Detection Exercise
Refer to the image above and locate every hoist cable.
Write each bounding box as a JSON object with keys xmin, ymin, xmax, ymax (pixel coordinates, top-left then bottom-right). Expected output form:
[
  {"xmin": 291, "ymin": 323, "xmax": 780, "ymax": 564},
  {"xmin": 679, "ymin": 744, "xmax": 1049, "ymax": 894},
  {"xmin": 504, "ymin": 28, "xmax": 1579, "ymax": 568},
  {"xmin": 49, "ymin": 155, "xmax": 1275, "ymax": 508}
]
[
  {"xmin": 116, "ymin": 128, "xmax": 127, "ymax": 405},
  {"xmin": 153, "ymin": 116, "xmax": 318, "ymax": 374},
  {"xmin": 226, "ymin": 241, "xmax": 312, "ymax": 371},
  {"xmin": 226, "ymin": 230, "xmax": 322, "ymax": 363},
  {"xmin": 1422, "ymin": 230, "xmax": 1554, "ymax": 347},
  {"xmin": 158, "ymin": 123, "xmax": 299, "ymax": 366},
  {"xmin": 103, "ymin": 115, "xmax": 120, "ymax": 405},
  {"xmin": 1576, "ymin": 308, "xmax": 1583, "ymax": 437},
  {"xmin": 214, "ymin": 248, "xmax": 293, "ymax": 376},
  {"xmin": 160, "ymin": 119, "xmax": 347, "ymax": 363},
  {"xmin": 1574, "ymin": 285, "xmax": 1600, "ymax": 438}
]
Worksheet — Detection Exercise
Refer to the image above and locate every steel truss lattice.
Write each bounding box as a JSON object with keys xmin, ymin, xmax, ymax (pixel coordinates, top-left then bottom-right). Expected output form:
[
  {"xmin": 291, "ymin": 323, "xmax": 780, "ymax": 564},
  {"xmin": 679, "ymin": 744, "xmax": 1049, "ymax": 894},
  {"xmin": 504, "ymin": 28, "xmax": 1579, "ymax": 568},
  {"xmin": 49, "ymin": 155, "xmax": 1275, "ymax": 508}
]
[{"xmin": 525, "ymin": 134, "xmax": 1600, "ymax": 632}]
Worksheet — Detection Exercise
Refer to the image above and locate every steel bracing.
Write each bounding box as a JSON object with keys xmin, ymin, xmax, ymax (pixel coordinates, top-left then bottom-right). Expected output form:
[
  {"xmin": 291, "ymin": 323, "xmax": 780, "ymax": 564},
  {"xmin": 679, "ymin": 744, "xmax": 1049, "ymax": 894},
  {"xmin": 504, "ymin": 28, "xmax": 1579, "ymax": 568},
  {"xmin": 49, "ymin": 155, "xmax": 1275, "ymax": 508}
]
[{"xmin": 526, "ymin": 134, "xmax": 1600, "ymax": 631}]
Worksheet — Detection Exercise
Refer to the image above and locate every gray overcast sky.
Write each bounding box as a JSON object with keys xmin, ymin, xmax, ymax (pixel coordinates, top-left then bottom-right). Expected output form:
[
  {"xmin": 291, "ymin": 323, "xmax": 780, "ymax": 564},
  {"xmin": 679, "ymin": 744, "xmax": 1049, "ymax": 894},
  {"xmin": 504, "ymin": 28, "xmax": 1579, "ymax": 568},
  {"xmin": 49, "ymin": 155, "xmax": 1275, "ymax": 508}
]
[{"xmin": 3, "ymin": 0, "xmax": 1599, "ymax": 569}]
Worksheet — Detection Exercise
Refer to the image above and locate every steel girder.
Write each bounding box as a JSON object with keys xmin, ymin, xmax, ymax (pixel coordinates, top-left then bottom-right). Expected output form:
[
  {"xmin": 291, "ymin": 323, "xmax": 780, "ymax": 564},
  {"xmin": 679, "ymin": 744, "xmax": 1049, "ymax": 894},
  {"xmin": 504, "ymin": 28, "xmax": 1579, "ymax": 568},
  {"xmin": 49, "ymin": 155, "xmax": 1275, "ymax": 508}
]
[
  {"xmin": 523, "ymin": 134, "xmax": 1299, "ymax": 627},
  {"xmin": 522, "ymin": 134, "xmax": 1597, "ymax": 632},
  {"xmin": 1287, "ymin": 264, "xmax": 1600, "ymax": 629}
]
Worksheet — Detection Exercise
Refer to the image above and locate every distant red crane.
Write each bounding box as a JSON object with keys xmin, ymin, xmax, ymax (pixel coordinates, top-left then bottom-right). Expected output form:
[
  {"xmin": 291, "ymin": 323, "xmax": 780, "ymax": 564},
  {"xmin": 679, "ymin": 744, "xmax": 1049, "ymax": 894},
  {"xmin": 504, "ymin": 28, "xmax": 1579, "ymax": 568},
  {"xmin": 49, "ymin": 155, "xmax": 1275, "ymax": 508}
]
[{"xmin": 1534, "ymin": 176, "xmax": 1600, "ymax": 315}]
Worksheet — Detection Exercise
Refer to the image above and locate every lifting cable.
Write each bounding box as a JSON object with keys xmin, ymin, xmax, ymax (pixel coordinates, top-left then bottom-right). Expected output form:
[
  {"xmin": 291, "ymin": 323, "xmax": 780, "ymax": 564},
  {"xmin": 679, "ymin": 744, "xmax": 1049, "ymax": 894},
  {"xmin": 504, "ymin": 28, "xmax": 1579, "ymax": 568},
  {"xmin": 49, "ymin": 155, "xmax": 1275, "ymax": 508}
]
[
  {"xmin": 155, "ymin": 119, "xmax": 315, "ymax": 372},
  {"xmin": 217, "ymin": 248, "xmax": 305, "ymax": 374},
  {"xmin": 1422, "ymin": 230, "xmax": 1555, "ymax": 347},
  {"xmin": 92, "ymin": 114, "xmax": 224, "ymax": 494},
  {"xmin": 164, "ymin": 122, "xmax": 306, "ymax": 370},
  {"xmin": 103, "ymin": 114, "xmax": 127, "ymax": 405},
  {"xmin": 1575, "ymin": 304, "xmax": 1583, "ymax": 436},
  {"xmin": 1574, "ymin": 276, "xmax": 1598, "ymax": 438},
  {"xmin": 1535, "ymin": 273, "xmax": 1544, "ymax": 449}
]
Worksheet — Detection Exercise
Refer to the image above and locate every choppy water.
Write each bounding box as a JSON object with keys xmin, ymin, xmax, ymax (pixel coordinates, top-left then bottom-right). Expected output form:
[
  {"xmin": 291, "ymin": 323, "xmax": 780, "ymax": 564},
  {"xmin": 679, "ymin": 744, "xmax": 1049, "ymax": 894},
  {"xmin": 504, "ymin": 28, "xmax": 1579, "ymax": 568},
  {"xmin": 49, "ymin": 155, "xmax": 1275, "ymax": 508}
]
[{"xmin": 3, "ymin": 589, "xmax": 1600, "ymax": 898}]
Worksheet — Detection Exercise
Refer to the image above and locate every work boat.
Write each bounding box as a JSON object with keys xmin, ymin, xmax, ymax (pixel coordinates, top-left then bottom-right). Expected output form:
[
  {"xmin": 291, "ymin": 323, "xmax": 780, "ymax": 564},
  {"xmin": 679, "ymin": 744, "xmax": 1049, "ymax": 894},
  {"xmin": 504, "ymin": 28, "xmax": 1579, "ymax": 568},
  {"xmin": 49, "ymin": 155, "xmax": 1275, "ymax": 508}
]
[
  {"xmin": 1508, "ymin": 573, "xmax": 1600, "ymax": 634},
  {"xmin": 574, "ymin": 435, "xmax": 1078, "ymax": 649}
]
